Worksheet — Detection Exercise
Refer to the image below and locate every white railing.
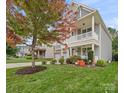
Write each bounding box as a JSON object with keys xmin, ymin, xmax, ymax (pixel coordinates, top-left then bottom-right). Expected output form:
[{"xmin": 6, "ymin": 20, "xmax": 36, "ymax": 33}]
[{"xmin": 67, "ymin": 31, "xmax": 98, "ymax": 43}]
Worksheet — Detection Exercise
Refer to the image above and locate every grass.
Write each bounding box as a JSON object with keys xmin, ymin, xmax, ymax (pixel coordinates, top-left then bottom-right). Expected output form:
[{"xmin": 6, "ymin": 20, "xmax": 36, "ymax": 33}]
[
  {"xmin": 7, "ymin": 62, "xmax": 118, "ymax": 93},
  {"xmin": 6, "ymin": 57, "xmax": 32, "ymax": 63},
  {"xmin": 6, "ymin": 57, "xmax": 53, "ymax": 63}
]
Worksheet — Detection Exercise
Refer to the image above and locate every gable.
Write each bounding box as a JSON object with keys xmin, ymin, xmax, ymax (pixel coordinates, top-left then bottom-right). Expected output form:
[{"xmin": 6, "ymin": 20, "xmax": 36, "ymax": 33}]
[
  {"xmin": 69, "ymin": 2, "xmax": 95, "ymax": 19},
  {"xmin": 79, "ymin": 7, "xmax": 91, "ymax": 17}
]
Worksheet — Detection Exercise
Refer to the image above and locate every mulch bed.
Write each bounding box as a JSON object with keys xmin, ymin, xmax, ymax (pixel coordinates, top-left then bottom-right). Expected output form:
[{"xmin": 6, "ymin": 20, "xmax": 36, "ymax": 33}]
[{"xmin": 16, "ymin": 66, "xmax": 47, "ymax": 75}]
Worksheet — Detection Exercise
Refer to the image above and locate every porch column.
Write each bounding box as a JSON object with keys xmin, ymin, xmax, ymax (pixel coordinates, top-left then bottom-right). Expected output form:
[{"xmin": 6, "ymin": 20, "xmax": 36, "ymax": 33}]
[
  {"xmin": 92, "ymin": 16, "xmax": 95, "ymax": 35},
  {"xmin": 38, "ymin": 50, "xmax": 40, "ymax": 58},
  {"xmin": 99, "ymin": 24, "xmax": 102, "ymax": 59},
  {"xmin": 70, "ymin": 47, "xmax": 72, "ymax": 56},
  {"xmin": 44, "ymin": 51, "xmax": 45, "ymax": 58},
  {"xmin": 61, "ymin": 48, "xmax": 63, "ymax": 57},
  {"xmin": 67, "ymin": 48, "xmax": 70, "ymax": 58},
  {"xmin": 81, "ymin": 47, "xmax": 83, "ymax": 56},
  {"xmin": 92, "ymin": 44, "xmax": 94, "ymax": 51}
]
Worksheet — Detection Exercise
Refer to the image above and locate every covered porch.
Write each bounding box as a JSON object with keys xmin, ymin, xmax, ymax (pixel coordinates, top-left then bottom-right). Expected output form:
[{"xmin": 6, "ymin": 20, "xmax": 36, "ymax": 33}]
[
  {"xmin": 67, "ymin": 44, "xmax": 100, "ymax": 60},
  {"xmin": 34, "ymin": 47, "xmax": 46, "ymax": 58}
]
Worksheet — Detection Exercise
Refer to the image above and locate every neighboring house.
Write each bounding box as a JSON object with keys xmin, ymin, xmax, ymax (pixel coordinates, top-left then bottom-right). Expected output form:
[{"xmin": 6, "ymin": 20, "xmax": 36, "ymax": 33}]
[
  {"xmin": 16, "ymin": 44, "xmax": 54, "ymax": 58},
  {"xmin": 16, "ymin": 44, "xmax": 30, "ymax": 57},
  {"xmin": 53, "ymin": 2, "xmax": 112, "ymax": 61}
]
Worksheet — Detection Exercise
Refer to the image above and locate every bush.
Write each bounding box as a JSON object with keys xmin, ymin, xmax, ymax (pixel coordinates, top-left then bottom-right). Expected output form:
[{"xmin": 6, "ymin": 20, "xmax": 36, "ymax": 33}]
[
  {"xmin": 51, "ymin": 59, "xmax": 57, "ymax": 64},
  {"xmin": 88, "ymin": 51, "xmax": 94, "ymax": 64},
  {"xmin": 70, "ymin": 55, "xmax": 81, "ymax": 64},
  {"xmin": 25, "ymin": 56, "xmax": 32, "ymax": 59},
  {"xmin": 96, "ymin": 60, "xmax": 107, "ymax": 67},
  {"xmin": 15, "ymin": 56, "xmax": 19, "ymax": 58},
  {"xmin": 112, "ymin": 52, "xmax": 118, "ymax": 61},
  {"xmin": 26, "ymin": 54, "xmax": 32, "ymax": 56},
  {"xmin": 66, "ymin": 58, "xmax": 72, "ymax": 64},
  {"xmin": 46, "ymin": 58, "xmax": 54, "ymax": 61},
  {"xmin": 42, "ymin": 60, "xmax": 46, "ymax": 65},
  {"xmin": 13, "ymin": 55, "xmax": 19, "ymax": 58},
  {"xmin": 59, "ymin": 57, "xmax": 65, "ymax": 64},
  {"xmin": 7, "ymin": 57, "xmax": 10, "ymax": 60}
]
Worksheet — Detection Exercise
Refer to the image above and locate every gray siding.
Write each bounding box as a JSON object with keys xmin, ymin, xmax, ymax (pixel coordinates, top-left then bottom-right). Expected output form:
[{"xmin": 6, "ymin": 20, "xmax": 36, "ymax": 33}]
[
  {"xmin": 81, "ymin": 8, "xmax": 90, "ymax": 17},
  {"xmin": 101, "ymin": 27, "xmax": 112, "ymax": 61},
  {"xmin": 94, "ymin": 46, "xmax": 99, "ymax": 58},
  {"xmin": 45, "ymin": 46, "xmax": 54, "ymax": 58},
  {"xmin": 77, "ymin": 8, "xmax": 90, "ymax": 19}
]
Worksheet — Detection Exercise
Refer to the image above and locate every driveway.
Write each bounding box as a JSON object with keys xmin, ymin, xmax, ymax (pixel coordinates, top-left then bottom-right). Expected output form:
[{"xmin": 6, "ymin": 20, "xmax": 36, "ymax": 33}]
[{"xmin": 6, "ymin": 62, "xmax": 41, "ymax": 68}]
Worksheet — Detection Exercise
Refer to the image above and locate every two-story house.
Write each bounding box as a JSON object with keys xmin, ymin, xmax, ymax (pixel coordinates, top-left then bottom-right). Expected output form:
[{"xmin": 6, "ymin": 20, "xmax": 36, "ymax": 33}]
[
  {"xmin": 16, "ymin": 2, "xmax": 112, "ymax": 61},
  {"xmin": 53, "ymin": 2, "xmax": 112, "ymax": 61}
]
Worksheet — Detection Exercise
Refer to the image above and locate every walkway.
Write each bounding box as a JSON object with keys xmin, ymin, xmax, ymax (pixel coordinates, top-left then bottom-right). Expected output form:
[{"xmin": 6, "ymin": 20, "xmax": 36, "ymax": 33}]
[{"xmin": 6, "ymin": 62, "xmax": 41, "ymax": 68}]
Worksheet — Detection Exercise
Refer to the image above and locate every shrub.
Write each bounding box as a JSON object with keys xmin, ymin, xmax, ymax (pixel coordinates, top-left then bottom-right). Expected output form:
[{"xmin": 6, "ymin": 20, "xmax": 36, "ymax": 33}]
[
  {"xmin": 70, "ymin": 55, "xmax": 81, "ymax": 64},
  {"xmin": 15, "ymin": 56, "xmax": 19, "ymax": 58},
  {"xmin": 25, "ymin": 56, "xmax": 32, "ymax": 59},
  {"xmin": 42, "ymin": 60, "xmax": 46, "ymax": 65},
  {"xmin": 26, "ymin": 54, "xmax": 32, "ymax": 56},
  {"xmin": 66, "ymin": 58, "xmax": 72, "ymax": 64},
  {"xmin": 112, "ymin": 52, "xmax": 118, "ymax": 61},
  {"xmin": 96, "ymin": 60, "xmax": 107, "ymax": 67},
  {"xmin": 46, "ymin": 58, "xmax": 54, "ymax": 61},
  {"xmin": 7, "ymin": 57, "xmax": 10, "ymax": 60},
  {"xmin": 59, "ymin": 57, "xmax": 65, "ymax": 64},
  {"xmin": 88, "ymin": 51, "xmax": 94, "ymax": 64},
  {"xmin": 51, "ymin": 59, "xmax": 57, "ymax": 64},
  {"xmin": 14, "ymin": 55, "xmax": 19, "ymax": 58}
]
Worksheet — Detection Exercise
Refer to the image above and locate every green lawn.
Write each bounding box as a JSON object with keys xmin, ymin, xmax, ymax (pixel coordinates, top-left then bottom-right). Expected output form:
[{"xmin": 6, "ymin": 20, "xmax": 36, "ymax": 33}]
[
  {"xmin": 7, "ymin": 63, "xmax": 118, "ymax": 93},
  {"xmin": 6, "ymin": 57, "xmax": 32, "ymax": 63},
  {"xmin": 6, "ymin": 57, "xmax": 51, "ymax": 63}
]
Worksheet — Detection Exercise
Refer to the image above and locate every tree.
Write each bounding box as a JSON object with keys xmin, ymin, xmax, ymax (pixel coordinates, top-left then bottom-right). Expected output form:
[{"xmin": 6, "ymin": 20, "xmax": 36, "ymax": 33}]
[
  {"xmin": 7, "ymin": 0, "xmax": 78, "ymax": 67},
  {"xmin": 108, "ymin": 27, "xmax": 118, "ymax": 61},
  {"xmin": 6, "ymin": 44, "xmax": 19, "ymax": 57}
]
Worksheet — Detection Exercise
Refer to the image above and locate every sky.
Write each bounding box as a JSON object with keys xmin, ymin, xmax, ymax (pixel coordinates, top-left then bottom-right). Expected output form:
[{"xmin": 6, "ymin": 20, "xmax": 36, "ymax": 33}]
[{"xmin": 66, "ymin": 0, "xmax": 118, "ymax": 29}]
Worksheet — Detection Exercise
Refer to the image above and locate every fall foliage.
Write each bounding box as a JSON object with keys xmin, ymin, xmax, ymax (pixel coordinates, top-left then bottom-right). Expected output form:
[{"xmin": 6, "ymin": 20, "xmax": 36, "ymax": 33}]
[{"xmin": 6, "ymin": 0, "xmax": 78, "ymax": 67}]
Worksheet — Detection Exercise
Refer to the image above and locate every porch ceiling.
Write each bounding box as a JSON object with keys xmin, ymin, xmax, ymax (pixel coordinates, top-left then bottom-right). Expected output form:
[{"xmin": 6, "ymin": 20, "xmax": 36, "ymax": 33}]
[
  {"xmin": 67, "ymin": 39, "xmax": 100, "ymax": 47},
  {"xmin": 77, "ymin": 13, "xmax": 100, "ymax": 28}
]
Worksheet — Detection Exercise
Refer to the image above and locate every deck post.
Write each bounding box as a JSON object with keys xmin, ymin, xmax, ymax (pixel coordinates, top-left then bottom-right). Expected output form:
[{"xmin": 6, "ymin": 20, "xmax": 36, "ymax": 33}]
[{"xmin": 92, "ymin": 16, "xmax": 95, "ymax": 35}]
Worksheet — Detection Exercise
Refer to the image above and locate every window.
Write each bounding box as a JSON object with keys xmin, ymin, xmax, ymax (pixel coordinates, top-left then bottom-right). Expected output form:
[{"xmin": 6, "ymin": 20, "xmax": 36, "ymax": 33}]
[
  {"xmin": 77, "ymin": 47, "xmax": 81, "ymax": 55},
  {"xmin": 87, "ymin": 47, "xmax": 92, "ymax": 51},
  {"xmin": 82, "ymin": 48, "xmax": 86, "ymax": 55},
  {"xmin": 82, "ymin": 29, "xmax": 86, "ymax": 33},
  {"xmin": 72, "ymin": 32, "xmax": 74, "ymax": 36},
  {"xmin": 87, "ymin": 27, "xmax": 92, "ymax": 32},
  {"xmin": 77, "ymin": 29, "xmax": 81, "ymax": 35}
]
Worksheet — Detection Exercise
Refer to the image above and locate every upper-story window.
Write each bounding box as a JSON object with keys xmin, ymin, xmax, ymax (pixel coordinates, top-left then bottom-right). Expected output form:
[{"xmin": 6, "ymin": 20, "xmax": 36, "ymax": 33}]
[
  {"xmin": 72, "ymin": 32, "xmax": 74, "ymax": 36},
  {"xmin": 82, "ymin": 29, "xmax": 86, "ymax": 33},
  {"xmin": 77, "ymin": 29, "xmax": 81, "ymax": 35},
  {"xmin": 87, "ymin": 27, "xmax": 92, "ymax": 32}
]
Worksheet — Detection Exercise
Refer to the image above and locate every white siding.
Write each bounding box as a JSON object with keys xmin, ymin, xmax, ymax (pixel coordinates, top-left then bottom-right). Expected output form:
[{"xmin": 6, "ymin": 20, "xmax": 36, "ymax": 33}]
[{"xmin": 101, "ymin": 27, "xmax": 112, "ymax": 61}]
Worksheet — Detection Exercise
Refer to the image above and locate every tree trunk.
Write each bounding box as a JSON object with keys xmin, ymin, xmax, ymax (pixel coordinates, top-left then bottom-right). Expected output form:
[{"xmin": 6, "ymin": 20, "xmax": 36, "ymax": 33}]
[{"xmin": 31, "ymin": 35, "xmax": 37, "ymax": 67}]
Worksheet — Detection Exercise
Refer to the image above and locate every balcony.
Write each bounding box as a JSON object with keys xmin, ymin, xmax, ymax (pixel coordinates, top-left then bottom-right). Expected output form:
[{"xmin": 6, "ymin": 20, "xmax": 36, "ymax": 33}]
[{"xmin": 67, "ymin": 31, "xmax": 98, "ymax": 43}]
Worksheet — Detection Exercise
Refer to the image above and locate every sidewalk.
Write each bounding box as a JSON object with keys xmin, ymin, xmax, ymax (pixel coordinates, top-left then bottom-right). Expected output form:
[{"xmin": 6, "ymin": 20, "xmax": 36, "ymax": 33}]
[{"xmin": 6, "ymin": 62, "xmax": 41, "ymax": 68}]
